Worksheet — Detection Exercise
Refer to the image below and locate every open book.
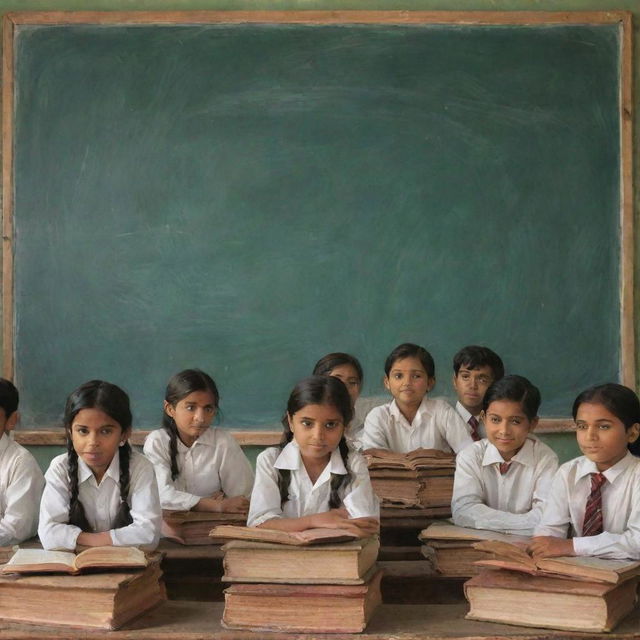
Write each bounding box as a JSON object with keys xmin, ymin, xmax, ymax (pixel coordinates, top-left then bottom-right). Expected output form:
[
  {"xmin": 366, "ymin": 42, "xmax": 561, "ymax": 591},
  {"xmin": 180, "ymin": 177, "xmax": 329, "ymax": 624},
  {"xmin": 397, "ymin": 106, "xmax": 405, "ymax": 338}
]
[
  {"xmin": 473, "ymin": 540, "xmax": 640, "ymax": 585},
  {"xmin": 209, "ymin": 525, "xmax": 360, "ymax": 546},
  {"xmin": 1, "ymin": 546, "xmax": 148, "ymax": 575},
  {"xmin": 420, "ymin": 523, "xmax": 530, "ymax": 544}
]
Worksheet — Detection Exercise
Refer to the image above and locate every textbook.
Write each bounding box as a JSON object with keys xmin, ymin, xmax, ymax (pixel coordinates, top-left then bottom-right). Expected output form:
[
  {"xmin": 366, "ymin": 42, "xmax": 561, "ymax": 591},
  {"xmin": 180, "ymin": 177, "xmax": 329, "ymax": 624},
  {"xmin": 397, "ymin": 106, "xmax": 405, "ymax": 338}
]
[
  {"xmin": 419, "ymin": 523, "xmax": 531, "ymax": 577},
  {"xmin": 222, "ymin": 537, "xmax": 379, "ymax": 584},
  {"xmin": 162, "ymin": 509, "xmax": 246, "ymax": 545},
  {"xmin": 222, "ymin": 568, "xmax": 383, "ymax": 633},
  {"xmin": 209, "ymin": 525, "xmax": 360, "ymax": 546},
  {"xmin": 0, "ymin": 556, "xmax": 165, "ymax": 630},
  {"xmin": 465, "ymin": 568, "xmax": 639, "ymax": 632},
  {"xmin": 1, "ymin": 546, "xmax": 148, "ymax": 575},
  {"xmin": 473, "ymin": 539, "xmax": 640, "ymax": 584},
  {"xmin": 365, "ymin": 449, "xmax": 455, "ymax": 508}
]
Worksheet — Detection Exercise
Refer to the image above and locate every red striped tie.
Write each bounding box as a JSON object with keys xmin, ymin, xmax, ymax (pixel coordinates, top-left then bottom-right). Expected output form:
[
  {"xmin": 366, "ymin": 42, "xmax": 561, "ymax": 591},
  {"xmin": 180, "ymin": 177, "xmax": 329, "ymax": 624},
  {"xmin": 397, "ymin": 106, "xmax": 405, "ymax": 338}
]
[
  {"xmin": 499, "ymin": 462, "xmax": 511, "ymax": 475},
  {"xmin": 468, "ymin": 416, "xmax": 481, "ymax": 441},
  {"xmin": 582, "ymin": 473, "xmax": 606, "ymax": 536}
]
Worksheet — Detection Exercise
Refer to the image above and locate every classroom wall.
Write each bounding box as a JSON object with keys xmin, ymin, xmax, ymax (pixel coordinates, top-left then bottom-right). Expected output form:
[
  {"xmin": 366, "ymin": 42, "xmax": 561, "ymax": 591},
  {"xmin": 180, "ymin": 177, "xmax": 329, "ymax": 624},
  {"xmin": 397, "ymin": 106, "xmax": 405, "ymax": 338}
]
[{"xmin": 1, "ymin": 0, "xmax": 636, "ymax": 468}]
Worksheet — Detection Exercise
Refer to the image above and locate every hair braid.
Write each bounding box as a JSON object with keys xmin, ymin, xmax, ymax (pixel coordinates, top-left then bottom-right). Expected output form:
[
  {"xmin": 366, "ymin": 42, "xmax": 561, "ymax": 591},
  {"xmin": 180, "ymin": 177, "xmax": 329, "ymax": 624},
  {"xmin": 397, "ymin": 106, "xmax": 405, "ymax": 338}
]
[
  {"xmin": 276, "ymin": 428, "xmax": 294, "ymax": 508},
  {"xmin": 67, "ymin": 439, "xmax": 91, "ymax": 532},
  {"xmin": 166, "ymin": 420, "xmax": 180, "ymax": 481},
  {"xmin": 328, "ymin": 437, "xmax": 351, "ymax": 509},
  {"xmin": 113, "ymin": 443, "xmax": 133, "ymax": 529}
]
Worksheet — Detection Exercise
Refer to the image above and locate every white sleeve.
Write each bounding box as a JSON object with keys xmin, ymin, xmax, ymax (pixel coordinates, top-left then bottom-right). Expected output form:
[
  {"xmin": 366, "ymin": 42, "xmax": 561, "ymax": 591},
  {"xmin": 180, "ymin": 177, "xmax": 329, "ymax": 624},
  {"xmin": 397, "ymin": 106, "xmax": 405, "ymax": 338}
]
[
  {"xmin": 247, "ymin": 449, "xmax": 283, "ymax": 527},
  {"xmin": 38, "ymin": 457, "xmax": 82, "ymax": 551},
  {"xmin": 215, "ymin": 430, "xmax": 255, "ymax": 498},
  {"xmin": 342, "ymin": 452, "xmax": 379, "ymax": 519},
  {"xmin": 534, "ymin": 466, "xmax": 572, "ymax": 539},
  {"xmin": 361, "ymin": 407, "xmax": 391, "ymax": 450},
  {"xmin": 110, "ymin": 453, "xmax": 161, "ymax": 550},
  {"xmin": 0, "ymin": 452, "xmax": 44, "ymax": 545},
  {"xmin": 143, "ymin": 432, "xmax": 200, "ymax": 511},
  {"xmin": 439, "ymin": 404, "xmax": 474, "ymax": 454}
]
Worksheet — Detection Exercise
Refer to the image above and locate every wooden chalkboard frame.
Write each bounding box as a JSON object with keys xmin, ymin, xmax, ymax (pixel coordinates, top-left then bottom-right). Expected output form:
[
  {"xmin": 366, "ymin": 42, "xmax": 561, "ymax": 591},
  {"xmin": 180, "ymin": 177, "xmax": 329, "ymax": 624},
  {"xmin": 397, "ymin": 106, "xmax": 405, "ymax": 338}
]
[{"xmin": 1, "ymin": 10, "xmax": 634, "ymax": 443}]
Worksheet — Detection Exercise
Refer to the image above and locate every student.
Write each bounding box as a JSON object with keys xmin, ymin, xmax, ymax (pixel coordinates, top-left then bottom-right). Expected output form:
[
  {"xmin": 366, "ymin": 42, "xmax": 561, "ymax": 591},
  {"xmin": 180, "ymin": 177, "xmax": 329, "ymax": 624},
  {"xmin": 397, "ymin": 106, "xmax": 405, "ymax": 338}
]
[
  {"xmin": 451, "ymin": 375, "xmax": 558, "ymax": 536},
  {"xmin": 452, "ymin": 345, "xmax": 504, "ymax": 441},
  {"xmin": 39, "ymin": 380, "xmax": 161, "ymax": 550},
  {"xmin": 361, "ymin": 343, "xmax": 472, "ymax": 454},
  {"xmin": 313, "ymin": 352, "xmax": 364, "ymax": 448},
  {"xmin": 144, "ymin": 369, "xmax": 253, "ymax": 512},
  {"xmin": 248, "ymin": 375, "xmax": 379, "ymax": 537},
  {"xmin": 0, "ymin": 379, "xmax": 44, "ymax": 545},
  {"xmin": 530, "ymin": 383, "xmax": 640, "ymax": 560}
]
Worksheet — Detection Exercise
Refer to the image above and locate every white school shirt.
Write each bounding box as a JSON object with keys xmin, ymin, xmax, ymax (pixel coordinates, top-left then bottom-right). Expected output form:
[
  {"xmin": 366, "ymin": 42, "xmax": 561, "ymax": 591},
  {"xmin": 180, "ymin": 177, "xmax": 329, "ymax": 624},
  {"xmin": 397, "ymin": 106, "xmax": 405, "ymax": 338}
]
[
  {"xmin": 455, "ymin": 401, "xmax": 486, "ymax": 440},
  {"xmin": 452, "ymin": 438, "xmax": 558, "ymax": 536},
  {"xmin": 143, "ymin": 427, "xmax": 254, "ymax": 511},
  {"xmin": 535, "ymin": 452, "xmax": 640, "ymax": 560},
  {"xmin": 39, "ymin": 450, "xmax": 161, "ymax": 551},
  {"xmin": 361, "ymin": 396, "xmax": 473, "ymax": 454},
  {"xmin": 0, "ymin": 433, "xmax": 45, "ymax": 545},
  {"xmin": 346, "ymin": 420, "xmax": 365, "ymax": 452},
  {"xmin": 247, "ymin": 441, "xmax": 379, "ymax": 527}
]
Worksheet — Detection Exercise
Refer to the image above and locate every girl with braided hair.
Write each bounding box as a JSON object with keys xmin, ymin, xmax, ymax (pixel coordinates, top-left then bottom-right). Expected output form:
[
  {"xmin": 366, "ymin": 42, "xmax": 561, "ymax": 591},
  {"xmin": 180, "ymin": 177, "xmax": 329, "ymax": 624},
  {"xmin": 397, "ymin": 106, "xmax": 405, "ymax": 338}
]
[
  {"xmin": 247, "ymin": 376, "xmax": 379, "ymax": 537},
  {"xmin": 38, "ymin": 380, "xmax": 161, "ymax": 550},
  {"xmin": 144, "ymin": 369, "xmax": 253, "ymax": 513}
]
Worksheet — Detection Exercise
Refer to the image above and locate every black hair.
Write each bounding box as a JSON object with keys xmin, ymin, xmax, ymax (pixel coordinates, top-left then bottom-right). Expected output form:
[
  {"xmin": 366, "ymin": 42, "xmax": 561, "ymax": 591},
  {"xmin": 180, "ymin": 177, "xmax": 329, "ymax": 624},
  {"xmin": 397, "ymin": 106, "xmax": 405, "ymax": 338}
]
[
  {"xmin": 63, "ymin": 380, "xmax": 133, "ymax": 532},
  {"xmin": 453, "ymin": 345, "xmax": 505, "ymax": 380},
  {"xmin": 384, "ymin": 343, "xmax": 435, "ymax": 378},
  {"xmin": 572, "ymin": 383, "xmax": 640, "ymax": 455},
  {"xmin": 163, "ymin": 369, "xmax": 220, "ymax": 481},
  {"xmin": 0, "ymin": 379, "xmax": 19, "ymax": 419},
  {"xmin": 277, "ymin": 376, "xmax": 353, "ymax": 509},
  {"xmin": 482, "ymin": 374, "xmax": 541, "ymax": 420},
  {"xmin": 312, "ymin": 352, "xmax": 363, "ymax": 383}
]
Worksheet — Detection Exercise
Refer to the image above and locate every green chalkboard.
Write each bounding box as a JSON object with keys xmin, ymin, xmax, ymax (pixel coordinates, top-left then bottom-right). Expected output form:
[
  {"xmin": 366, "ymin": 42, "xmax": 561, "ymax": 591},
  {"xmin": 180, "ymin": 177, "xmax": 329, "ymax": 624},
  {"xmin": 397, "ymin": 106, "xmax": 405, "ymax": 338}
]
[{"xmin": 7, "ymin": 16, "xmax": 626, "ymax": 428}]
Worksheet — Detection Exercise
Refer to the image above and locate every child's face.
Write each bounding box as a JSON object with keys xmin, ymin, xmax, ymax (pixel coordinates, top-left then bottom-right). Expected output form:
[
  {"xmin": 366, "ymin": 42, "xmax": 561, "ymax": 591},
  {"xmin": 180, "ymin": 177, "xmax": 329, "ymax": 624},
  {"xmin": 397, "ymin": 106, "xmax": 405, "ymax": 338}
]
[
  {"xmin": 384, "ymin": 357, "xmax": 434, "ymax": 407},
  {"xmin": 452, "ymin": 365, "xmax": 494, "ymax": 414},
  {"xmin": 288, "ymin": 403, "xmax": 345, "ymax": 465},
  {"xmin": 328, "ymin": 364, "xmax": 361, "ymax": 407},
  {"xmin": 70, "ymin": 408, "xmax": 130, "ymax": 481},
  {"xmin": 483, "ymin": 399, "xmax": 537, "ymax": 461},
  {"xmin": 575, "ymin": 402, "xmax": 640, "ymax": 472},
  {"xmin": 165, "ymin": 390, "xmax": 217, "ymax": 447}
]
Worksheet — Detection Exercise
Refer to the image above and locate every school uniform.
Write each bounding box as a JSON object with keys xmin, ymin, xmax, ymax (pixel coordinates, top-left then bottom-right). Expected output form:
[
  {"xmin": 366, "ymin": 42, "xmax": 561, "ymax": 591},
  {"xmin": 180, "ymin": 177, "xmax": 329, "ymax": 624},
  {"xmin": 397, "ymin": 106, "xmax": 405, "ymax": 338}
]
[
  {"xmin": 455, "ymin": 401, "xmax": 486, "ymax": 440},
  {"xmin": 361, "ymin": 396, "xmax": 473, "ymax": 454},
  {"xmin": 39, "ymin": 450, "xmax": 161, "ymax": 551},
  {"xmin": 143, "ymin": 427, "xmax": 254, "ymax": 511},
  {"xmin": 346, "ymin": 420, "xmax": 365, "ymax": 452},
  {"xmin": 452, "ymin": 437, "xmax": 558, "ymax": 536},
  {"xmin": 0, "ymin": 433, "xmax": 45, "ymax": 545},
  {"xmin": 247, "ymin": 441, "xmax": 379, "ymax": 527},
  {"xmin": 535, "ymin": 452, "xmax": 640, "ymax": 559}
]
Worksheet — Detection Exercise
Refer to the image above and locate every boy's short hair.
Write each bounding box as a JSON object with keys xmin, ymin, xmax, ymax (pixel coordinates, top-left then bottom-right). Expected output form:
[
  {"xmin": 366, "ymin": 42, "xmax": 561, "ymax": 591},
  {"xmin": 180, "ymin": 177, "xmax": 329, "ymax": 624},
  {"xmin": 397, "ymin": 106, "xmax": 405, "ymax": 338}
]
[
  {"xmin": 482, "ymin": 375, "xmax": 540, "ymax": 420},
  {"xmin": 453, "ymin": 345, "xmax": 504, "ymax": 380},
  {"xmin": 0, "ymin": 379, "xmax": 19, "ymax": 417},
  {"xmin": 384, "ymin": 343, "xmax": 435, "ymax": 378}
]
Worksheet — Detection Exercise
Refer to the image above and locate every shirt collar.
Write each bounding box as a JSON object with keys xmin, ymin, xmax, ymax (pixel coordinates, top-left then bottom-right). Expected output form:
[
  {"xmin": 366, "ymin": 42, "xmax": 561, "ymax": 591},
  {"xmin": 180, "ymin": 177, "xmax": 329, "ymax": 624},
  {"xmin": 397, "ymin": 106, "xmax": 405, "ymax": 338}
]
[
  {"xmin": 482, "ymin": 438, "xmax": 536, "ymax": 467},
  {"xmin": 389, "ymin": 397, "xmax": 430, "ymax": 426},
  {"xmin": 77, "ymin": 450, "xmax": 121, "ymax": 485},
  {"xmin": 274, "ymin": 441, "xmax": 348, "ymax": 476},
  {"xmin": 575, "ymin": 451, "xmax": 636, "ymax": 484},
  {"xmin": 177, "ymin": 426, "xmax": 216, "ymax": 451},
  {"xmin": 455, "ymin": 401, "xmax": 478, "ymax": 424}
]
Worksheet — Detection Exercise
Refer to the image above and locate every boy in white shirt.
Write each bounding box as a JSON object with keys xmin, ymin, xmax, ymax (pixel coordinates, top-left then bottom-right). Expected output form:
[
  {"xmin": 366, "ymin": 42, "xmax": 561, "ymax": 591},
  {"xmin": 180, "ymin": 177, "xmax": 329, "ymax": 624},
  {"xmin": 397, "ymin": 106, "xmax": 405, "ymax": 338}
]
[
  {"xmin": 452, "ymin": 375, "xmax": 558, "ymax": 536},
  {"xmin": 0, "ymin": 379, "xmax": 45, "ymax": 545},
  {"xmin": 362, "ymin": 343, "xmax": 472, "ymax": 454},
  {"xmin": 451, "ymin": 345, "xmax": 504, "ymax": 441},
  {"xmin": 531, "ymin": 383, "xmax": 640, "ymax": 560}
]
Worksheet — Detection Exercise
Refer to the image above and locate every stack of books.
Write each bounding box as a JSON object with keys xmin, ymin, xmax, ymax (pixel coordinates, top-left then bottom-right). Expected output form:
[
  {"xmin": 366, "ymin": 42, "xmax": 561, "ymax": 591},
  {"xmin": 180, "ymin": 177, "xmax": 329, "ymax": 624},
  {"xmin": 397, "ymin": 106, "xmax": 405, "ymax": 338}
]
[
  {"xmin": 0, "ymin": 547, "xmax": 166, "ymax": 630},
  {"xmin": 465, "ymin": 540, "xmax": 640, "ymax": 632},
  {"xmin": 419, "ymin": 522, "xmax": 530, "ymax": 577},
  {"xmin": 161, "ymin": 509, "xmax": 246, "ymax": 545},
  {"xmin": 210, "ymin": 525, "xmax": 381, "ymax": 633}
]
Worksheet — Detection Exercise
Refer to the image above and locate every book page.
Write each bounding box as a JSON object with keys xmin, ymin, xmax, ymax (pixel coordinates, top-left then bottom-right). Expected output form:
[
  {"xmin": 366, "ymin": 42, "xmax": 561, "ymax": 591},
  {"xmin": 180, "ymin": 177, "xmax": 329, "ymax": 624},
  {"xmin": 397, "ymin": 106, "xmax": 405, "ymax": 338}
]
[
  {"xmin": 1, "ymin": 548, "xmax": 76, "ymax": 573},
  {"xmin": 75, "ymin": 546, "xmax": 147, "ymax": 570},
  {"xmin": 422, "ymin": 523, "xmax": 530, "ymax": 544}
]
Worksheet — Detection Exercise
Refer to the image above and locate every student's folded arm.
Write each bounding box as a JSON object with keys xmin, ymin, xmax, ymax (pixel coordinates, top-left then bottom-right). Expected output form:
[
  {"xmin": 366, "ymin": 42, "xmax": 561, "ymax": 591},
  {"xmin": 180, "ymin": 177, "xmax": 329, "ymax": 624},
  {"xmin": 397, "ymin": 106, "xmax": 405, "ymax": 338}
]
[
  {"xmin": 247, "ymin": 449, "xmax": 285, "ymax": 527},
  {"xmin": 215, "ymin": 430, "xmax": 255, "ymax": 499},
  {"xmin": 143, "ymin": 436, "xmax": 200, "ymax": 511},
  {"xmin": 0, "ymin": 455, "xmax": 44, "ymax": 546},
  {"xmin": 110, "ymin": 457, "xmax": 161, "ymax": 549},
  {"xmin": 38, "ymin": 460, "xmax": 82, "ymax": 551},
  {"xmin": 361, "ymin": 409, "xmax": 390, "ymax": 451}
]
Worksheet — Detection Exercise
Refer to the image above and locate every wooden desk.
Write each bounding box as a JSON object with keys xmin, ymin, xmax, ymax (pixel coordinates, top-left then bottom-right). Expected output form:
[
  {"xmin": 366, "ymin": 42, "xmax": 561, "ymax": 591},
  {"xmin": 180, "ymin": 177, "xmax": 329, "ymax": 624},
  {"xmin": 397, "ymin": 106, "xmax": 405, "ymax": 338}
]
[{"xmin": 0, "ymin": 602, "xmax": 637, "ymax": 639}]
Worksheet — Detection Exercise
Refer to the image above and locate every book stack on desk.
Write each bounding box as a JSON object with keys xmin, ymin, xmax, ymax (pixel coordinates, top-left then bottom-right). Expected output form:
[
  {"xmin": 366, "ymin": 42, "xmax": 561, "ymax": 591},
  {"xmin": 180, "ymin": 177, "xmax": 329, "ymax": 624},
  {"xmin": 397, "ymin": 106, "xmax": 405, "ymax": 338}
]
[
  {"xmin": 0, "ymin": 547, "xmax": 166, "ymax": 630},
  {"xmin": 210, "ymin": 525, "xmax": 381, "ymax": 633},
  {"xmin": 419, "ymin": 522, "xmax": 530, "ymax": 578},
  {"xmin": 465, "ymin": 540, "xmax": 640, "ymax": 632},
  {"xmin": 161, "ymin": 509, "xmax": 246, "ymax": 545}
]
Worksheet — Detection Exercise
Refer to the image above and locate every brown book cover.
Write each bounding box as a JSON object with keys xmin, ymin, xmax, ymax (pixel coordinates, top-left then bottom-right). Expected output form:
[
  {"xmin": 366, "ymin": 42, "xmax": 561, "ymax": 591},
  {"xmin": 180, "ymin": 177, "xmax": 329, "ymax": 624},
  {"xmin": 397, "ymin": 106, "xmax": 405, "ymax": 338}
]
[
  {"xmin": 161, "ymin": 510, "xmax": 246, "ymax": 545},
  {"xmin": 222, "ymin": 568, "xmax": 383, "ymax": 633},
  {"xmin": 209, "ymin": 525, "xmax": 359, "ymax": 546}
]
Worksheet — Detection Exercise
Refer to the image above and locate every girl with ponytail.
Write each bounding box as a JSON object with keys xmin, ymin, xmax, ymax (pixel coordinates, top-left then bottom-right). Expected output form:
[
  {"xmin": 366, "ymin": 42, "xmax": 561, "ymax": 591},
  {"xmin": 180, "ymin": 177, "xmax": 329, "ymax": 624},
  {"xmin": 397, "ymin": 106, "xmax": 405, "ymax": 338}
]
[
  {"xmin": 247, "ymin": 376, "xmax": 379, "ymax": 537},
  {"xmin": 38, "ymin": 380, "xmax": 161, "ymax": 550},
  {"xmin": 144, "ymin": 369, "xmax": 253, "ymax": 513}
]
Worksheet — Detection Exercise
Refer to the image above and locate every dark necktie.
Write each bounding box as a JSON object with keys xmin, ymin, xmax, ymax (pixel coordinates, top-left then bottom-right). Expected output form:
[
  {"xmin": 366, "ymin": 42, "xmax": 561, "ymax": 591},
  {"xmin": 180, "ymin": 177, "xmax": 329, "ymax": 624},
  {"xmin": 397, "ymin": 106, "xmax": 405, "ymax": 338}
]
[
  {"xmin": 468, "ymin": 416, "xmax": 481, "ymax": 442},
  {"xmin": 499, "ymin": 461, "xmax": 511, "ymax": 475},
  {"xmin": 582, "ymin": 472, "xmax": 606, "ymax": 536}
]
